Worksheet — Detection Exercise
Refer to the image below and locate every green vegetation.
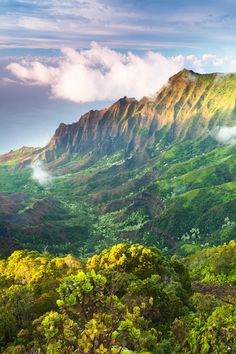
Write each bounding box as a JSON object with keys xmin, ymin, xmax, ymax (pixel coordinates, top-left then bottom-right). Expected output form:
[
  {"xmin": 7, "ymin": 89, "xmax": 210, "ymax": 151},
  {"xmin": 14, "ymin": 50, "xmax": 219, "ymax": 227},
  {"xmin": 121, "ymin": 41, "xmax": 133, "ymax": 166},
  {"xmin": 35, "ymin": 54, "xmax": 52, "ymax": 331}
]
[
  {"xmin": 0, "ymin": 69, "xmax": 236, "ymax": 352},
  {"xmin": 1, "ymin": 135, "xmax": 236, "ymax": 257},
  {"xmin": 0, "ymin": 241, "xmax": 235, "ymax": 353}
]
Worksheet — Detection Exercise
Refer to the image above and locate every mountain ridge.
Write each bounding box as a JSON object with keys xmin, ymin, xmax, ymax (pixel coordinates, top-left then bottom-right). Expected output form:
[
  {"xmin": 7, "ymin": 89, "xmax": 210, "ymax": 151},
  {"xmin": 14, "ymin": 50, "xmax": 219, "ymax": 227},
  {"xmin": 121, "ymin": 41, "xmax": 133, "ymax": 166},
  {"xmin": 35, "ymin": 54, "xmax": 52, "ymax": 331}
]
[
  {"xmin": 2, "ymin": 69, "xmax": 236, "ymax": 166},
  {"xmin": 1, "ymin": 69, "xmax": 236, "ymax": 257},
  {"xmin": 35, "ymin": 69, "xmax": 236, "ymax": 163}
]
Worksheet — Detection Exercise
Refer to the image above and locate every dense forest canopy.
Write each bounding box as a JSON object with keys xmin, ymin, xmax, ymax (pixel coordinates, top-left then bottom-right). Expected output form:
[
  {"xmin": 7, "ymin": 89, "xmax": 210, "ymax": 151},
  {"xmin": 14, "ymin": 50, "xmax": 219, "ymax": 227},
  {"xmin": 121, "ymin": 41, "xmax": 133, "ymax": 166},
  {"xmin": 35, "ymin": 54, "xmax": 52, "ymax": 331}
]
[{"xmin": 0, "ymin": 241, "xmax": 235, "ymax": 353}]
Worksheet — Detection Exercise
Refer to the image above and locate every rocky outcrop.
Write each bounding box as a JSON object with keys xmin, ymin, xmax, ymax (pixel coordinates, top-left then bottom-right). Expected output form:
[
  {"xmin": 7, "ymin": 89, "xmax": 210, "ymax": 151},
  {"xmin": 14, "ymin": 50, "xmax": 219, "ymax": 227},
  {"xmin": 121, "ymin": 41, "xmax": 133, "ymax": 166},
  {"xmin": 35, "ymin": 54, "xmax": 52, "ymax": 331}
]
[{"xmin": 38, "ymin": 70, "xmax": 236, "ymax": 163}]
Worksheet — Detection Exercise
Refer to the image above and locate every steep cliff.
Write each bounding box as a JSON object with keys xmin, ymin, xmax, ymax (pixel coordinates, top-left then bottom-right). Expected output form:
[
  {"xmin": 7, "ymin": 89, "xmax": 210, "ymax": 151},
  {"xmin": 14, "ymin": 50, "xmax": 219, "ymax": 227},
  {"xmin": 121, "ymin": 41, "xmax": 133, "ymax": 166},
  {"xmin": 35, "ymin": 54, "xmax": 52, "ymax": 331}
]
[{"xmin": 39, "ymin": 69, "xmax": 236, "ymax": 162}]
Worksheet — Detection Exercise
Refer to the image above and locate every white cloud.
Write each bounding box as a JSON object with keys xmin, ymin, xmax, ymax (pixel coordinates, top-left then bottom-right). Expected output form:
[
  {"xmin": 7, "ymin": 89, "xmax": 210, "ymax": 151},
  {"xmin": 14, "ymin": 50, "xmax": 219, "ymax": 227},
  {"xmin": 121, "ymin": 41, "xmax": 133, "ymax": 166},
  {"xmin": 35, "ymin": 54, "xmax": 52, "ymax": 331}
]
[
  {"xmin": 172, "ymin": 53, "xmax": 225, "ymax": 73},
  {"xmin": 31, "ymin": 160, "xmax": 52, "ymax": 185},
  {"xmin": 18, "ymin": 16, "xmax": 60, "ymax": 31},
  {"xmin": 202, "ymin": 54, "xmax": 224, "ymax": 67},
  {"xmin": 211, "ymin": 126, "xmax": 236, "ymax": 145},
  {"xmin": 6, "ymin": 43, "xmax": 232, "ymax": 103},
  {"xmin": 7, "ymin": 42, "xmax": 181, "ymax": 102},
  {"xmin": 231, "ymin": 59, "xmax": 236, "ymax": 67},
  {"xmin": 7, "ymin": 61, "xmax": 59, "ymax": 85}
]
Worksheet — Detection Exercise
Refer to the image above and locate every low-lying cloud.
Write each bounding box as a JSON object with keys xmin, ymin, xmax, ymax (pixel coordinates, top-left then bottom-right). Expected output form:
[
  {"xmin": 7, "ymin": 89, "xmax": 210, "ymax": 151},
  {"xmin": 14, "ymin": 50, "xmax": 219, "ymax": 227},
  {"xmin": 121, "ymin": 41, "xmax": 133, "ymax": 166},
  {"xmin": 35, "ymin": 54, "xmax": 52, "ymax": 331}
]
[
  {"xmin": 211, "ymin": 126, "xmax": 236, "ymax": 145},
  {"xmin": 6, "ymin": 42, "xmax": 181, "ymax": 103},
  {"xmin": 31, "ymin": 160, "xmax": 52, "ymax": 185}
]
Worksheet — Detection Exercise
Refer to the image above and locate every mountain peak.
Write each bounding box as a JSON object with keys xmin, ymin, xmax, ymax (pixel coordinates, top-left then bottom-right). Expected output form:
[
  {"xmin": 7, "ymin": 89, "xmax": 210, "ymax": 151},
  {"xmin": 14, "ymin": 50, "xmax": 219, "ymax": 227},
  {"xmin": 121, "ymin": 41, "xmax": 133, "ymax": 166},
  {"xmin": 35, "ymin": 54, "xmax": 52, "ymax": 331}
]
[
  {"xmin": 179, "ymin": 68, "xmax": 198, "ymax": 75},
  {"xmin": 34, "ymin": 70, "xmax": 236, "ymax": 163},
  {"xmin": 168, "ymin": 68, "xmax": 199, "ymax": 83}
]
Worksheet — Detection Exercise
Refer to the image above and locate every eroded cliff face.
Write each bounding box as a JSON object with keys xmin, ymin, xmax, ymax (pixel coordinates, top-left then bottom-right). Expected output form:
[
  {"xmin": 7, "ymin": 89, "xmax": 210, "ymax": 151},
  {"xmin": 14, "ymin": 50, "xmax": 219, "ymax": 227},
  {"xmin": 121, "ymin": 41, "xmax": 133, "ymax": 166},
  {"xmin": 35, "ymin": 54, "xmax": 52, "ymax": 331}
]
[
  {"xmin": 4, "ymin": 70, "xmax": 236, "ymax": 165},
  {"xmin": 40, "ymin": 96, "xmax": 155, "ymax": 161}
]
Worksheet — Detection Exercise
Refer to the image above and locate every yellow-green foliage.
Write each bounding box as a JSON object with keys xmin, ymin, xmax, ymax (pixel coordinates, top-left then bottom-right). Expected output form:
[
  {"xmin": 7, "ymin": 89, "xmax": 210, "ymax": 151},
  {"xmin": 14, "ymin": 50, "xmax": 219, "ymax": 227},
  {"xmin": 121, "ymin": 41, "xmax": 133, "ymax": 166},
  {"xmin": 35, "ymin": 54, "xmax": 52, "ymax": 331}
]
[
  {"xmin": 0, "ymin": 242, "xmax": 235, "ymax": 353},
  {"xmin": 186, "ymin": 240, "xmax": 236, "ymax": 284},
  {"xmin": 0, "ymin": 244, "xmax": 190, "ymax": 353}
]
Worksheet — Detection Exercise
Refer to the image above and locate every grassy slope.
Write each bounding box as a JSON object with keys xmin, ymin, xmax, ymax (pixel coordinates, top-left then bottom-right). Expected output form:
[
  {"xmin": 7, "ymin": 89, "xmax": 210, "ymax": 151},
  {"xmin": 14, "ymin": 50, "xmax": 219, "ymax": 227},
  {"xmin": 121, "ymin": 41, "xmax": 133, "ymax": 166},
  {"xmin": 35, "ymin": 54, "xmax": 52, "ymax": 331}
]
[{"xmin": 0, "ymin": 134, "xmax": 236, "ymax": 257}]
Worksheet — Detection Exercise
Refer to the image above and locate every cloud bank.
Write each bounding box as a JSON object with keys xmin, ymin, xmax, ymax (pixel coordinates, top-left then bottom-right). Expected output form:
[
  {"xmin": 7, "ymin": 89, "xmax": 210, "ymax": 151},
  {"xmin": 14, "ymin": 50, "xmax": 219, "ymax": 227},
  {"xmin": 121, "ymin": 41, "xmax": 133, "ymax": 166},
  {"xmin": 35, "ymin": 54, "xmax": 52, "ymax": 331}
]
[
  {"xmin": 6, "ymin": 43, "xmax": 233, "ymax": 103},
  {"xmin": 211, "ymin": 126, "xmax": 236, "ymax": 145},
  {"xmin": 31, "ymin": 160, "xmax": 52, "ymax": 185},
  {"xmin": 7, "ymin": 42, "xmax": 181, "ymax": 102}
]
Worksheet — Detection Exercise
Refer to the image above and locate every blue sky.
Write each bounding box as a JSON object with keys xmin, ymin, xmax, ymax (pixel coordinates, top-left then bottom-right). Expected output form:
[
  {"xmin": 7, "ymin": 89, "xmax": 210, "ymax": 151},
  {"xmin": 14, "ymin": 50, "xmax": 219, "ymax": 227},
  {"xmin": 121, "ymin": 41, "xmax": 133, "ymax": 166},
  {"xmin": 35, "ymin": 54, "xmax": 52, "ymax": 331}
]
[
  {"xmin": 1, "ymin": 0, "xmax": 236, "ymax": 153},
  {"xmin": 1, "ymin": 0, "xmax": 236, "ymax": 54}
]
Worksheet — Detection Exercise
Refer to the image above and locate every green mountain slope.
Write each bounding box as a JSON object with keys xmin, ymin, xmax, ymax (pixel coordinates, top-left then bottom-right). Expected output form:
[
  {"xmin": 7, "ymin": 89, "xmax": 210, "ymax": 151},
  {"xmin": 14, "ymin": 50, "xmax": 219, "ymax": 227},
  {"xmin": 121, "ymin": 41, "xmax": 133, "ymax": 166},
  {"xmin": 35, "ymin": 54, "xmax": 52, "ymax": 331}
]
[{"xmin": 0, "ymin": 69, "xmax": 236, "ymax": 256}]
